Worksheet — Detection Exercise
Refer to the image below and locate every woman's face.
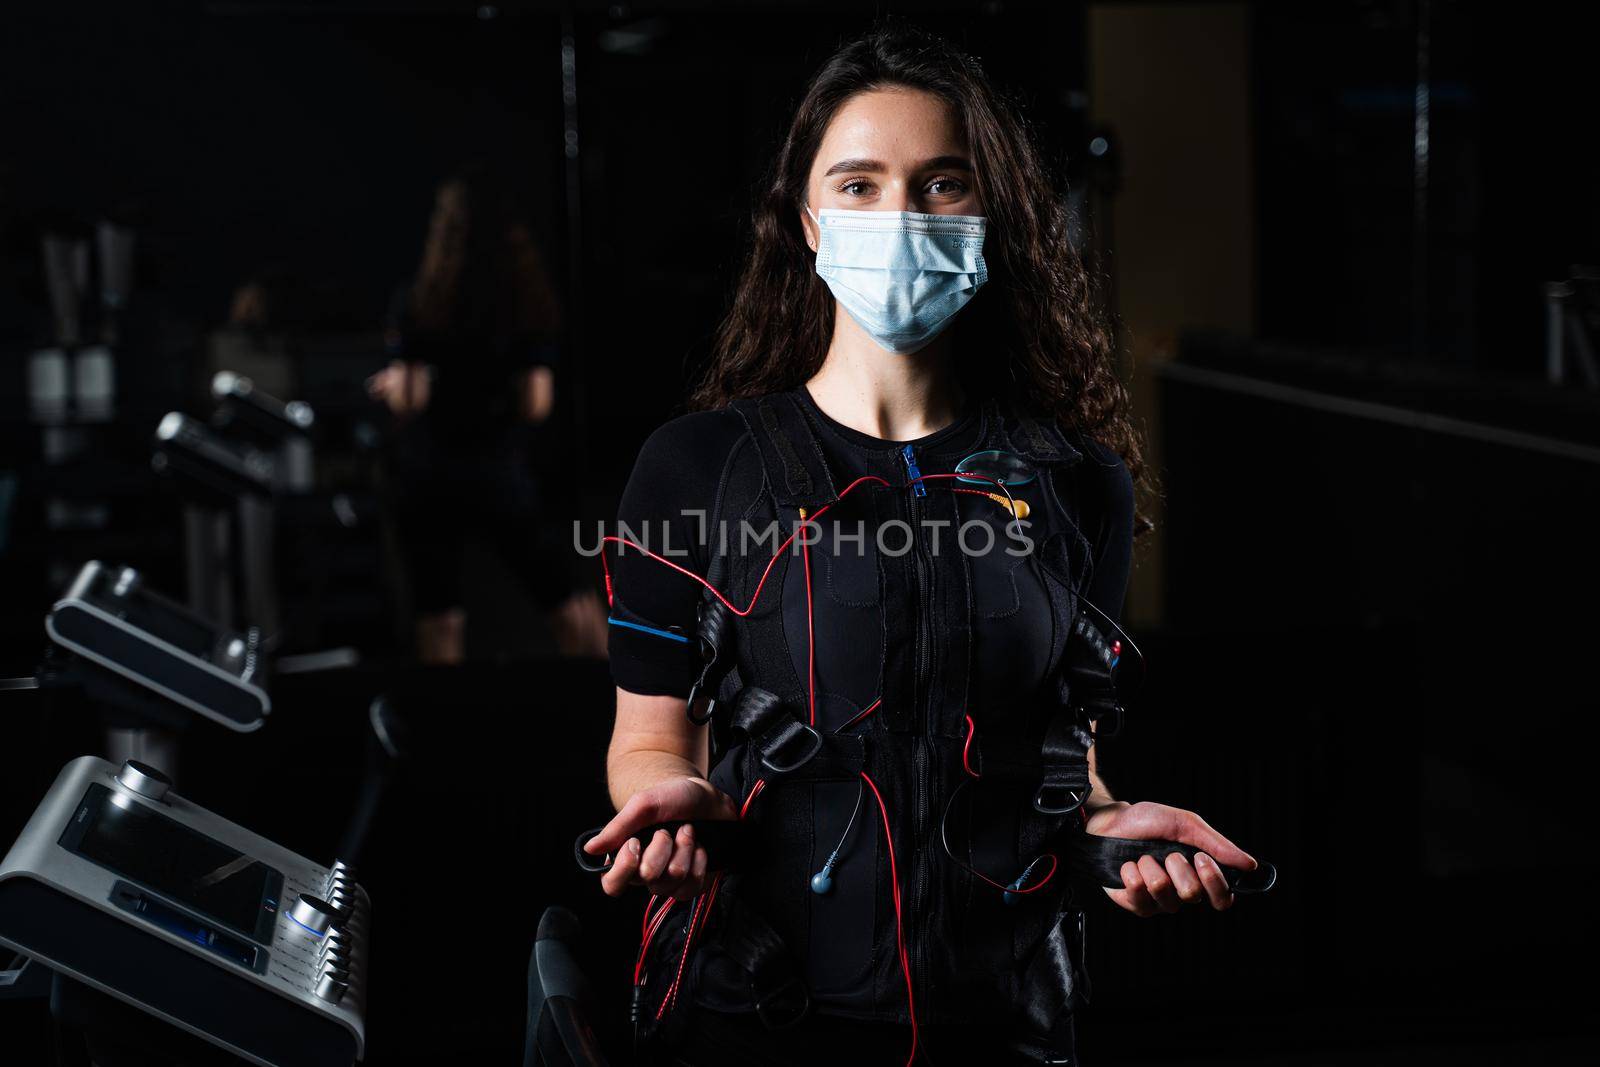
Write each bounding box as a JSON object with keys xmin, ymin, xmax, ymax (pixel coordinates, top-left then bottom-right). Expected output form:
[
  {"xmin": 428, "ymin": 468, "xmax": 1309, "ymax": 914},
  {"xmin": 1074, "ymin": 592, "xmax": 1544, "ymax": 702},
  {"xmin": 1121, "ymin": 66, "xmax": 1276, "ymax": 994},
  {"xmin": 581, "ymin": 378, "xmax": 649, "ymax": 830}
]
[{"xmin": 801, "ymin": 87, "xmax": 981, "ymax": 252}]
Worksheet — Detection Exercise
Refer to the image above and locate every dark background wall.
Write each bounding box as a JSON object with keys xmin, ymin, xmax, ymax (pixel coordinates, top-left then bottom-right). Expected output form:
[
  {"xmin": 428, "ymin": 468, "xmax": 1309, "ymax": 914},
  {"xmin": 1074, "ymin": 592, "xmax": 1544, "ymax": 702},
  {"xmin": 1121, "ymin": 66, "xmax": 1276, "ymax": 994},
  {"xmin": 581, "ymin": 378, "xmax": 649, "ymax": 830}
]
[
  {"xmin": 1, "ymin": 9, "xmax": 562, "ymax": 351},
  {"xmin": 1254, "ymin": 0, "xmax": 1600, "ymax": 371}
]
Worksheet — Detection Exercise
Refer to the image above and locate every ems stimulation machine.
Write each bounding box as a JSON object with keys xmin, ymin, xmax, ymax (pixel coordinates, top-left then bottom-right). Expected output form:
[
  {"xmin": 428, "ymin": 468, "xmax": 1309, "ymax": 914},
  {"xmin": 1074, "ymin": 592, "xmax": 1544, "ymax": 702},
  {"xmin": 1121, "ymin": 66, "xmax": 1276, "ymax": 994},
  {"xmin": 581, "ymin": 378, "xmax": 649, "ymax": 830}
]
[{"xmin": 0, "ymin": 756, "xmax": 372, "ymax": 1067}]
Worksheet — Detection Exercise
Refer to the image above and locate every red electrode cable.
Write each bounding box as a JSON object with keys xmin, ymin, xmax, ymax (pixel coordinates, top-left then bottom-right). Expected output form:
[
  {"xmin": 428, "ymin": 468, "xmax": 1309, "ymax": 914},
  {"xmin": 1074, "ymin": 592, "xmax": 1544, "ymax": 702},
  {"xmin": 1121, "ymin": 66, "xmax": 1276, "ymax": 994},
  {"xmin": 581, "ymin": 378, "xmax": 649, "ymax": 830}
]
[
  {"xmin": 951, "ymin": 722, "xmax": 1062, "ymax": 896},
  {"xmin": 608, "ymin": 468, "xmax": 1016, "ymax": 1056},
  {"xmin": 799, "ymin": 506, "xmax": 817, "ymax": 726},
  {"xmin": 654, "ymin": 777, "xmax": 765, "ymax": 1019},
  {"xmin": 598, "ymin": 474, "xmax": 890, "ymax": 615},
  {"xmin": 838, "ymin": 696, "xmax": 882, "ymax": 731},
  {"xmin": 859, "ymin": 771, "xmax": 918, "ymax": 1067},
  {"xmin": 658, "ymin": 871, "xmax": 725, "ymax": 1019},
  {"xmin": 635, "ymin": 898, "xmax": 676, "ymax": 984},
  {"xmin": 961, "ymin": 713, "xmax": 980, "ymax": 779},
  {"xmin": 655, "ymin": 893, "xmax": 703, "ymax": 1019},
  {"xmin": 967, "ymin": 852, "xmax": 1060, "ymax": 896},
  {"xmin": 598, "ymin": 470, "xmax": 1008, "ymax": 615},
  {"xmin": 739, "ymin": 778, "xmax": 767, "ymax": 818},
  {"xmin": 641, "ymin": 895, "xmax": 670, "ymax": 940}
]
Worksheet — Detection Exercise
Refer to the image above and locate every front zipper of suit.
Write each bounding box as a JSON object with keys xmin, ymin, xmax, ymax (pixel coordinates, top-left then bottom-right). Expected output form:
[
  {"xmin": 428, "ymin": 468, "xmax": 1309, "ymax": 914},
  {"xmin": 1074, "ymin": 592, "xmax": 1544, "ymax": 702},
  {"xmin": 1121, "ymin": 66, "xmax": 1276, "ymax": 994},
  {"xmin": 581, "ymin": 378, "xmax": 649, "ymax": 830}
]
[{"xmin": 901, "ymin": 443, "xmax": 933, "ymax": 1021}]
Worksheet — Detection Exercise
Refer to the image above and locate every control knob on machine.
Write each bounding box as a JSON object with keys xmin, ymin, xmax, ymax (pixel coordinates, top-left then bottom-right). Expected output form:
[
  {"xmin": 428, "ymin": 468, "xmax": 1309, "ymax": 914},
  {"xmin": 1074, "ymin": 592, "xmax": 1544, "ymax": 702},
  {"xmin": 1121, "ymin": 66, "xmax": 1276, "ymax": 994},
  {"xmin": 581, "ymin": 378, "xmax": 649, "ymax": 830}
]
[
  {"xmin": 114, "ymin": 760, "xmax": 172, "ymax": 803},
  {"xmin": 317, "ymin": 928, "xmax": 350, "ymax": 966},
  {"xmin": 313, "ymin": 970, "xmax": 349, "ymax": 1005},
  {"xmin": 288, "ymin": 893, "xmax": 341, "ymax": 936},
  {"xmin": 323, "ymin": 860, "xmax": 354, "ymax": 896},
  {"xmin": 328, "ymin": 884, "xmax": 357, "ymax": 914}
]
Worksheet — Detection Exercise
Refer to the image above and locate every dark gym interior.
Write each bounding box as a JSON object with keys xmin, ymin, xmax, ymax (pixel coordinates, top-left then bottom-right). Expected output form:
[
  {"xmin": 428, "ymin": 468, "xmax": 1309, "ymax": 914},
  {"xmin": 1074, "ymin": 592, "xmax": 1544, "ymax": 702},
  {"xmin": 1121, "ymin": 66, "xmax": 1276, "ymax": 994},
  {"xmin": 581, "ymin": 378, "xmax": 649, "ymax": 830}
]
[{"xmin": 1, "ymin": 2, "xmax": 1595, "ymax": 1065}]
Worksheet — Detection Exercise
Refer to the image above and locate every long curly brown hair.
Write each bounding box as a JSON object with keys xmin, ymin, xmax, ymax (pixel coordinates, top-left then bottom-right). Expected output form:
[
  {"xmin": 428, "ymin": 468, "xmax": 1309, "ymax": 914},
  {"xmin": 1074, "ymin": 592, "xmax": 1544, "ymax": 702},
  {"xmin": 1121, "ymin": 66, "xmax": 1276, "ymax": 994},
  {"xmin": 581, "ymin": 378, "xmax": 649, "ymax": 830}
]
[
  {"xmin": 689, "ymin": 23, "xmax": 1148, "ymax": 525},
  {"xmin": 410, "ymin": 163, "xmax": 560, "ymax": 341}
]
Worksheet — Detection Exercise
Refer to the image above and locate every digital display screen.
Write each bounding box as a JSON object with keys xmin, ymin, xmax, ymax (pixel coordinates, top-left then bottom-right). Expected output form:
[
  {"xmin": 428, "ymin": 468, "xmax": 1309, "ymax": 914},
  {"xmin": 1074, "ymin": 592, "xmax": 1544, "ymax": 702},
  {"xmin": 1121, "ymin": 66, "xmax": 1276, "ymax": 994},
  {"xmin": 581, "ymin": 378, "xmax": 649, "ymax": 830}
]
[
  {"xmin": 60, "ymin": 784, "xmax": 282, "ymax": 944},
  {"xmin": 110, "ymin": 882, "xmax": 264, "ymax": 973}
]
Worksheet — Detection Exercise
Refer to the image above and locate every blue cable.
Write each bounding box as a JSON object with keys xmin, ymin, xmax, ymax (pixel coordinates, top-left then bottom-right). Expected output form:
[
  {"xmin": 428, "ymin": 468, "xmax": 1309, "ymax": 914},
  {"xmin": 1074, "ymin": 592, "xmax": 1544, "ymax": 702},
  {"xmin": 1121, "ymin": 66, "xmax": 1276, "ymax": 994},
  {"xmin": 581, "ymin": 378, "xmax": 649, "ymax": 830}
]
[{"xmin": 608, "ymin": 616, "xmax": 690, "ymax": 644}]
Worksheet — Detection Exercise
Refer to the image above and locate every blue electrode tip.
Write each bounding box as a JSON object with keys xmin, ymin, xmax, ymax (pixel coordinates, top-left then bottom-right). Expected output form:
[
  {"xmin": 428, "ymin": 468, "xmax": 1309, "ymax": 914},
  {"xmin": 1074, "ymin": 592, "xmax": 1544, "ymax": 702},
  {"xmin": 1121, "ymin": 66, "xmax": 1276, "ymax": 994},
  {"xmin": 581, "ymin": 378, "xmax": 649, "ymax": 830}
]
[
  {"xmin": 1003, "ymin": 875, "xmax": 1026, "ymax": 907},
  {"xmin": 811, "ymin": 853, "xmax": 838, "ymax": 895}
]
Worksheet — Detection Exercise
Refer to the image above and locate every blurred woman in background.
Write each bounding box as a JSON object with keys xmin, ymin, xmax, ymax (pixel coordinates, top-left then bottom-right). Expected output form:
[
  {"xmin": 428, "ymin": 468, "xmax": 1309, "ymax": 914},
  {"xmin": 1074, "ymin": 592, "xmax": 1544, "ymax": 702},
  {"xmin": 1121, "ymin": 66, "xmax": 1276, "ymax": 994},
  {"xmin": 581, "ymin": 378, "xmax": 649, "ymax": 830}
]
[{"xmin": 368, "ymin": 164, "xmax": 605, "ymax": 662}]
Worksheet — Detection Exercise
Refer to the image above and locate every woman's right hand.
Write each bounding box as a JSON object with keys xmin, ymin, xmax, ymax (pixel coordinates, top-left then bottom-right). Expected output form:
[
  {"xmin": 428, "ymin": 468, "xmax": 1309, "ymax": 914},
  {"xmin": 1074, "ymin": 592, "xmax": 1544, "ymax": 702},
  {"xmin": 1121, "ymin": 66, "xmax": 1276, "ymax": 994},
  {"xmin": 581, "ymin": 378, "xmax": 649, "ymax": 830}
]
[
  {"xmin": 583, "ymin": 775, "xmax": 738, "ymax": 900},
  {"xmin": 365, "ymin": 360, "xmax": 432, "ymax": 417}
]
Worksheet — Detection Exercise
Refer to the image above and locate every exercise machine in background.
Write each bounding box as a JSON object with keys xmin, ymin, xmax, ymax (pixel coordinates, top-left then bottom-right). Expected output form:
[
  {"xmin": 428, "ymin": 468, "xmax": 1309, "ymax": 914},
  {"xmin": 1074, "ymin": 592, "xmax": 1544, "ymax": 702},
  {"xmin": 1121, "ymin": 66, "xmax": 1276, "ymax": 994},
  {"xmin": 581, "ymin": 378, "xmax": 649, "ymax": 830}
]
[
  {"xmin": 151, "ymin": 371, "xmax": 317, "ymax": 644},
  {"xmin": 42, "ymin": 559, "xmax": 270, "ymax": 778}
]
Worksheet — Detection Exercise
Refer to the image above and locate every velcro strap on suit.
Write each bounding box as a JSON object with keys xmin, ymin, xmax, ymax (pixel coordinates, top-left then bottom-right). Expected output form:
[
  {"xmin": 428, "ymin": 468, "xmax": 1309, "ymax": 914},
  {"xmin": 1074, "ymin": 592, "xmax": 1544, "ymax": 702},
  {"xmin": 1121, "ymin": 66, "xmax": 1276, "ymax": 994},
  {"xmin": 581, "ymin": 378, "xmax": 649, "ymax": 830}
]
[
  {"xmin": 716, "ymin": 891, "xmax": 811, "ymax": 1029},
  {"xmin": 729, "ymin": 395, "xmax": 839, "ymax": 512},
  {"xmin": 1015, "ymin": 910, "xmax": 1085, "ymax": 1043},
  {"xmin": 728, "ymin": 686, "xmax": 865, "ymax": 778},
  {"xmin": 996, "ymin": 405, "xmax": 1084, "ymax": 469},
  {"xmin": 1065, "ymin": 610, "xmax": 1123, "ymax": 738},
  {"xmin": 1035, "ymin": 712, "xmax": 1093, "ymax": 814},
  {"xmin": 686, "ymin": 597, "xmax": 736, "ymax": 725}
]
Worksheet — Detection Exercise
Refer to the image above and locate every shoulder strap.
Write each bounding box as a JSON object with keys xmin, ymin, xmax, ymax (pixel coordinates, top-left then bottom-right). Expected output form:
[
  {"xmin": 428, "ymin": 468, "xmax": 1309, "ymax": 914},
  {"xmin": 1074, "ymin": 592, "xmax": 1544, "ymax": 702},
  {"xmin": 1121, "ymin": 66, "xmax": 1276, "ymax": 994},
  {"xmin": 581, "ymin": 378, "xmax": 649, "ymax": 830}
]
[
  {"xmin": 688, "ymin": 394, "xmax": 820, "ymax": 746},
  {"xmin": 993, "ymin": 402, "xmax": 1085, "ymax": 468},
  {"xmin": 727, "ymin": 393, "xmax": 839, "ymax": 511}
]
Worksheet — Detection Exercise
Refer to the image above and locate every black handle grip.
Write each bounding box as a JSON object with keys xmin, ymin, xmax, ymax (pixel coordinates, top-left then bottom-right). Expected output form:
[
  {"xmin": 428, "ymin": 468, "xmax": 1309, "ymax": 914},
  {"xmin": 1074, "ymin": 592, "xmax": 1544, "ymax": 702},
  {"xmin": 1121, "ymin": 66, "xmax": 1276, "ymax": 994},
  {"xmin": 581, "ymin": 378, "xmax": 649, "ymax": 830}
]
[
  {"xmin": 574, "ymin": 820, "xmax": 748, "ymax": 875},
  {"xmin": 1065, "ymin": 832, "xmax": 1277, "ymax": 895}
]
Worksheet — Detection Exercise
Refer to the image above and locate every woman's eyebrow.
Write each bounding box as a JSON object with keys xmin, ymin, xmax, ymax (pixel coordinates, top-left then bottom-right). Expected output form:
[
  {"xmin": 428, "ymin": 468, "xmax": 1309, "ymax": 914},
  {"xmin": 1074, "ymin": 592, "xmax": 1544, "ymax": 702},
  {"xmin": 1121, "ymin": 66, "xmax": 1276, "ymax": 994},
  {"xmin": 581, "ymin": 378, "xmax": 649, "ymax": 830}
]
[
  {"xmin": 917, "ymin": 155, "xmax": 974, "ymax": 172},
  {"xmin": 820, "ymin": 155, "xmax": 975, "ymax": 178},
  {"xmin": 822, "ymin": 157, "xmax": 884, "ymax": 177}
]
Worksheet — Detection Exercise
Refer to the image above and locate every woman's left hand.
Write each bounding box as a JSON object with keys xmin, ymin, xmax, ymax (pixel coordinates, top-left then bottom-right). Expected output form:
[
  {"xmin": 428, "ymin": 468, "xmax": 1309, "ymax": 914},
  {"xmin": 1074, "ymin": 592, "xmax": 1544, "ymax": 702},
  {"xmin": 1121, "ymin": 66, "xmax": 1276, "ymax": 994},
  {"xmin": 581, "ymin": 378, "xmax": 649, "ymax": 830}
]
[{"xmin": 1084, "ymin": 800, "xmax": 1257, "ymax": 916}]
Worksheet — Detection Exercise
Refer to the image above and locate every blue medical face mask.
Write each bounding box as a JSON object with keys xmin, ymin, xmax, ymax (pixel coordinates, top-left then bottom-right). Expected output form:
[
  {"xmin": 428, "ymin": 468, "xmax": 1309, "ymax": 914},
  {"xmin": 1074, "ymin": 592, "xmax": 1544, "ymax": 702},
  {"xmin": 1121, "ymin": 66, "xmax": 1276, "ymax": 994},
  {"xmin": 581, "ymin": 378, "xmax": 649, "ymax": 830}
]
[{"xmin": 807, "ymin": 206, "xmax": 988, "ymax": 355}]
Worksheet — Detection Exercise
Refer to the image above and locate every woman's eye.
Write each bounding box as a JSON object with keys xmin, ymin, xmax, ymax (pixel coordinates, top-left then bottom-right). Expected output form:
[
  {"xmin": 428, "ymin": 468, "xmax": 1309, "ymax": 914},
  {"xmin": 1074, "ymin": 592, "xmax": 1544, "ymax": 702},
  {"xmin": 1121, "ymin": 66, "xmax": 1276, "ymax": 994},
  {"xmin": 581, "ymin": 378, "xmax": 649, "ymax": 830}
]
[
  {"xmin": 840, "ymin": 179, "xmax": 873, "ymax": 197},
  {"xmin": 928, "ymin": 177, "xmax": 968, "ymax": 196}
]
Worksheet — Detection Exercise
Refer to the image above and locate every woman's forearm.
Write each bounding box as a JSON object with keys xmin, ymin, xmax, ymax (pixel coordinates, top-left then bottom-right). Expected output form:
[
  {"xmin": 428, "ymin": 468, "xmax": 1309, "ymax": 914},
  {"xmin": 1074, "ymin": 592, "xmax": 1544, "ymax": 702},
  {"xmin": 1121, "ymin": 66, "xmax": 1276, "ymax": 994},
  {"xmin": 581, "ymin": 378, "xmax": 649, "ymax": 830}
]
[
  {"xmin": 605, "ymin": 690, "xmax": 712, "ymax": 811},
  {"xmin": 1087, "ymin": 767, "xmax": 1119, "ymax": 812},
  {"xmin": 1086, "ymin": 743, "xmax": 1121, "ymax": 813},
  {"xmin": 604, "ymin": 747, "xmax": 706, "ymax": 811}
]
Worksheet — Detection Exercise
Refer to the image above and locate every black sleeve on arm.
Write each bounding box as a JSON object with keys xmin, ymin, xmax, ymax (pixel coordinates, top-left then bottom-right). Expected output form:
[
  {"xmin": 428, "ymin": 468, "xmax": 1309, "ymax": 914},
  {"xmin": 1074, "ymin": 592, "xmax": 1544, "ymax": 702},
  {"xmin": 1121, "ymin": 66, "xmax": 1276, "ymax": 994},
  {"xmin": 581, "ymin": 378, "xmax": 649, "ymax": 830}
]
[
  {"xmin": 1077, "ymin": 438, "xmax": 1136, "ymax": 631},
  {"xmin": 607, "ymin": 411, "xmax": 748, "ymax": 698}
]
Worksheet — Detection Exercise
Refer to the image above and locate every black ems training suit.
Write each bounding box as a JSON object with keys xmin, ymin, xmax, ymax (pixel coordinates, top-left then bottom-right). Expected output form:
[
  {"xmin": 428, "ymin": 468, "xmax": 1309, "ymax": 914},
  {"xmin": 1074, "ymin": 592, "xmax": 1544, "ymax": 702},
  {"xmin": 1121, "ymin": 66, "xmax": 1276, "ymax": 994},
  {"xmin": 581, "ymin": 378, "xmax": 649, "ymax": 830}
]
[{"xmin": 608, "ymin": 388, "xmax": 1134, "ymax": 1065}]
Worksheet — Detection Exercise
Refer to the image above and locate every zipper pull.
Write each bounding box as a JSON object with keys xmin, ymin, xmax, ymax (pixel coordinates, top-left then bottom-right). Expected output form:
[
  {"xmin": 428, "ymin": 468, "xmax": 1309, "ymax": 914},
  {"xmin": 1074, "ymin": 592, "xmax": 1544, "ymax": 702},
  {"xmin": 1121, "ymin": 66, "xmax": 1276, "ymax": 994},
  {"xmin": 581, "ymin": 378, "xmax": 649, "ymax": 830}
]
[{"xmin": 902, "ymin": 443, "xmax": 926, "ymax": 497}]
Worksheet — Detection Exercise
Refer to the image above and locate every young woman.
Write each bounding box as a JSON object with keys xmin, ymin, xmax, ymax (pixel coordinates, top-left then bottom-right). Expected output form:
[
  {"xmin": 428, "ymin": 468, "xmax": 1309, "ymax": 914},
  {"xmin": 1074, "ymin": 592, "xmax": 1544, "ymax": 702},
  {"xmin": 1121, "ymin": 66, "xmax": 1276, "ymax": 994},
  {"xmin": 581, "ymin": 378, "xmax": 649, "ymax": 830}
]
[
  {"xmin": 369, "ymin": 165, "xmax": 606, "ymax": 661},
  {"xmin": 584, "ymin": 25, "xmax": 1258, "ymax": 1066}
]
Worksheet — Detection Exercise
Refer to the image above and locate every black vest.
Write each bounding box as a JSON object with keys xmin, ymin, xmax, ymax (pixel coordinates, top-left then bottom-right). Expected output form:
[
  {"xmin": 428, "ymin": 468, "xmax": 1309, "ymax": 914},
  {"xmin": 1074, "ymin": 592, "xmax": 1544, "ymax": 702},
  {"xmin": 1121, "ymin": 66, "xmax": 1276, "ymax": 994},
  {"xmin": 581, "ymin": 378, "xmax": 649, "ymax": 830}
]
[{"xmin": 659, "ymin": 391, "xmax": 1120, "ymax": 1044}]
